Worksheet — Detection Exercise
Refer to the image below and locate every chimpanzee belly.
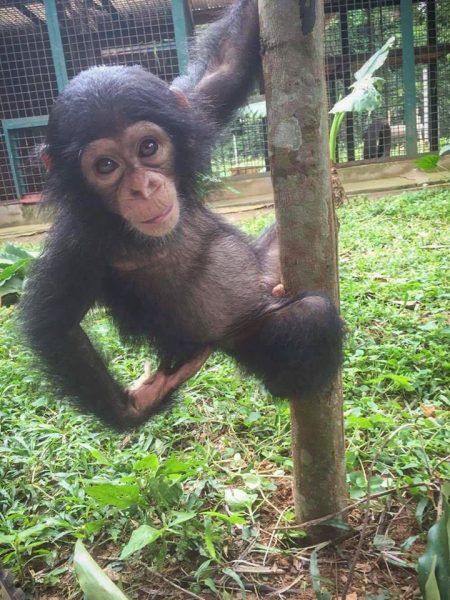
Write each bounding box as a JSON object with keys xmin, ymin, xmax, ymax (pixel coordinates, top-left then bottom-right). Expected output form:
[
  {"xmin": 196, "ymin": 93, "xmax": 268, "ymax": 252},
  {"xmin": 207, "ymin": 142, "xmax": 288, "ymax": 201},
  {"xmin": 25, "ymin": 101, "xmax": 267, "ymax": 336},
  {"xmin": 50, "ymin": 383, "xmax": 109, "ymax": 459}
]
[{"xmin": 102, "ymin": 253, "xmax": 266, "ymax": 354}]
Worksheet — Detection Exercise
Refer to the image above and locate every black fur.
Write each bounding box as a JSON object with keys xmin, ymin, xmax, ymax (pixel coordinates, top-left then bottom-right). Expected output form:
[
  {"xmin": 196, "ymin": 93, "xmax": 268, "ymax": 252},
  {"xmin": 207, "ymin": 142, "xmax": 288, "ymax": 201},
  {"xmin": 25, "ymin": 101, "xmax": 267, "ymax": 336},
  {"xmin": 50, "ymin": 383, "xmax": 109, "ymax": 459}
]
[{"xmin": 20, "ymin": 0, "xmax": 344, "ymax": 430}]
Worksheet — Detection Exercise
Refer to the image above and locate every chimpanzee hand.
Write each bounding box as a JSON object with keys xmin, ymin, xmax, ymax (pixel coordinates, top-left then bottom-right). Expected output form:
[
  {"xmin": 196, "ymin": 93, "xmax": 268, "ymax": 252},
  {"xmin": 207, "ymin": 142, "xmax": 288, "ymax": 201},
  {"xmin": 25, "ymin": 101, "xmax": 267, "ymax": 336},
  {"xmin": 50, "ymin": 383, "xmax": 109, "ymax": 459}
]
[{"xmin": 127, "ymin": 348, "xmax": 211, "ymax": 416}]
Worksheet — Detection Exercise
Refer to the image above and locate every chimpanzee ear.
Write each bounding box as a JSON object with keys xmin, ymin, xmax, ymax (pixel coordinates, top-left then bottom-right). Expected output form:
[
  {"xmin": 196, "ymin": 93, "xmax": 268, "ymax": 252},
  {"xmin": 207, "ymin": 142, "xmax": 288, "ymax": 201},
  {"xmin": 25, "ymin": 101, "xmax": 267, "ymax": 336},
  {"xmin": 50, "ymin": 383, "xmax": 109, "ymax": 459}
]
[
  {"xmin": 40, "ymin": 145, "xmax": 53, "ymax": 171},
  {"xmin": 171, "ymin": 0, "xmax": 260, "ymax": 126},
  {"xmin": 170, "ymin": 87, "xmax": 190, "ymax": 109}
]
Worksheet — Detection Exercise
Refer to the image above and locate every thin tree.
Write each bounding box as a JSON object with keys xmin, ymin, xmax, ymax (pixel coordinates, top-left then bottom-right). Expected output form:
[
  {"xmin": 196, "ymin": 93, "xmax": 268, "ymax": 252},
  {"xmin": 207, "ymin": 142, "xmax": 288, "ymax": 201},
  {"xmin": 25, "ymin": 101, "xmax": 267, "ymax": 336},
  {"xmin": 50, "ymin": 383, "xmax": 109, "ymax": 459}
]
[{"xmin": 259, "ymin": 0, "xmax": 347, "ymax": 541}]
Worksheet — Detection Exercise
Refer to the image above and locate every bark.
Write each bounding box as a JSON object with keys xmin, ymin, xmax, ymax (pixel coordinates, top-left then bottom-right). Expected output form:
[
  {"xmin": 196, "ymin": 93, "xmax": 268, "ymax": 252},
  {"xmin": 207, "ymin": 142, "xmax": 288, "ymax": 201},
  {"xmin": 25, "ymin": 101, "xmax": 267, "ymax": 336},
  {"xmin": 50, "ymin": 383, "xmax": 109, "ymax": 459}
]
[{"xmin": 259, "ymin": 0, "xmax": 347, "ymax": 541}]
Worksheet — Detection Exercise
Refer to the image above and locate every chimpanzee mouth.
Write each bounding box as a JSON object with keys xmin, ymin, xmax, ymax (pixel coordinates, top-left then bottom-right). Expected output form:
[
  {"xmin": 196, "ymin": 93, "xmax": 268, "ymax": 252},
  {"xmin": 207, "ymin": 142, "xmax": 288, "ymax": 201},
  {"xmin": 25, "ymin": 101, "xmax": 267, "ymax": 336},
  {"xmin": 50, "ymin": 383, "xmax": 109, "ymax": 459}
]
[{"xmin": 141, "ymin": 204, "xmax": 173, "ymax": 225}]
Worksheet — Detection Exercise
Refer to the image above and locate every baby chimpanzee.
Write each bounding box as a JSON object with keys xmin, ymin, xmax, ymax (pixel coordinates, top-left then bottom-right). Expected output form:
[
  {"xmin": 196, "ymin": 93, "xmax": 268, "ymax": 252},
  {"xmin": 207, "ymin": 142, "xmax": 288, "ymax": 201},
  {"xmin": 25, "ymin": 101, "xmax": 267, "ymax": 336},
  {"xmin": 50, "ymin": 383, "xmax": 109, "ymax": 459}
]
[{"xmin": 20, "ymin": 0, "xmax": 343, "ymax": 429}]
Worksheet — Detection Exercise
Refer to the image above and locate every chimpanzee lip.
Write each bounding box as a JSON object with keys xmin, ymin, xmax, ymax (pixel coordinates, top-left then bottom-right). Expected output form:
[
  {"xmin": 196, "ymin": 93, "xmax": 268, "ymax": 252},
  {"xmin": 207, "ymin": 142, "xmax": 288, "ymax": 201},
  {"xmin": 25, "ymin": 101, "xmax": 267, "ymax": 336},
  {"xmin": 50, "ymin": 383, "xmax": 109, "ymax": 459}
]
[{"xmin": 141, "ymin": 204, "xmax": 173, "ymax": 225}]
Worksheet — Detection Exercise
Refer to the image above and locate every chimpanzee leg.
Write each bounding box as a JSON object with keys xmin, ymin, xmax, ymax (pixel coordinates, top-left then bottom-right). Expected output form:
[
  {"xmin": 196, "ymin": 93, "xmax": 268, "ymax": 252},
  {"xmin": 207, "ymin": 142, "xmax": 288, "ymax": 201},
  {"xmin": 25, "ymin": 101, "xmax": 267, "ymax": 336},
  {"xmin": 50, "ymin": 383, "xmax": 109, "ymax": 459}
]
[{"xmin": 231, "ymin": 293, "xmax": 344, "ymax": 399}]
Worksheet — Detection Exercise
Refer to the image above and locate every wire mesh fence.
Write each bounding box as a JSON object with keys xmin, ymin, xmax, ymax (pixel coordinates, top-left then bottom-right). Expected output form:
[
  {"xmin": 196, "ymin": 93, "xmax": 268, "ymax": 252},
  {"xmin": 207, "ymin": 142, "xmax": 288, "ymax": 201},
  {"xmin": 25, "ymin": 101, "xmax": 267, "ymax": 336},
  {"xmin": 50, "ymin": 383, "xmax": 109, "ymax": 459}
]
[
  {"xmin": 0, "ymin": 0, "xmax": 449, "ymax": 202},
  {"xmin": 0, "ymin": 2, "xmax": 58, "ymax": 203},
  {"xmin": 211, "ymin": 0, "xmax": 450, "ymax": 176},
  {"xmin": 58, "ymin": 1, "xmax": 179, "ymax": 82}
]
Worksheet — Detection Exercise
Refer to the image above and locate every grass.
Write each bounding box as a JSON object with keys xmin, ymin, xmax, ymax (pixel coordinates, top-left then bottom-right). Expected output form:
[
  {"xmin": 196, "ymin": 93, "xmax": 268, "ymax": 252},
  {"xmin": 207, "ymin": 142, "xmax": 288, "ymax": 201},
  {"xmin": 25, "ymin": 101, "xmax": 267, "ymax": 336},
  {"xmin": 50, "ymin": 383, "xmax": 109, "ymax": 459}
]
[{"xmin": 0, "ymin": 187, "xmax": 449, "ymax": 598}]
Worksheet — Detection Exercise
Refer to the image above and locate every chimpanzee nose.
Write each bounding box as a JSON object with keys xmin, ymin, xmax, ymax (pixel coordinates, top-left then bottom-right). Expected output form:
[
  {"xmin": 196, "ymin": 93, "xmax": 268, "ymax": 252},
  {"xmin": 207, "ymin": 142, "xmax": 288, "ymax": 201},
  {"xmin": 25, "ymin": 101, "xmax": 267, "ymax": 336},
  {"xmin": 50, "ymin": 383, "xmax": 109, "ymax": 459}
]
[{"xmin": 129, "ymin": 170, "xmax": 163, "ymax": 198}]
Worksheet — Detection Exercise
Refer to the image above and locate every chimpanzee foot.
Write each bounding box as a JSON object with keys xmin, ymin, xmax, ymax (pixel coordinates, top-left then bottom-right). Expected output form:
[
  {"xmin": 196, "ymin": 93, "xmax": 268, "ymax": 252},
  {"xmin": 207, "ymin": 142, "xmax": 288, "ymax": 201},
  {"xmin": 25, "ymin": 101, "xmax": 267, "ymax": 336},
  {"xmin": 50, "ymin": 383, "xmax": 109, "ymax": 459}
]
[
  {"xmin": 272, "ymin": 283, "xmax": 285, "ymax": 298},
  {"xmin": 127, "ymin": 348, "xmax": 211, "ymax": 417}
]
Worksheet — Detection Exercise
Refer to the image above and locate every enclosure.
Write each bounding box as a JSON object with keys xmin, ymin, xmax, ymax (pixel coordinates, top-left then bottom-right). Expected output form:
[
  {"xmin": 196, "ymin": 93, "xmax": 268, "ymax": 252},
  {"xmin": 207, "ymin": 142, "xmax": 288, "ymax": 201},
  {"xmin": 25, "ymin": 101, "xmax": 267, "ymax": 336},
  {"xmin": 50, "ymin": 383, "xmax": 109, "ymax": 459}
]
[{"xmin": 0, "ymin": 0, "xmax": 449, "ymax": 201}]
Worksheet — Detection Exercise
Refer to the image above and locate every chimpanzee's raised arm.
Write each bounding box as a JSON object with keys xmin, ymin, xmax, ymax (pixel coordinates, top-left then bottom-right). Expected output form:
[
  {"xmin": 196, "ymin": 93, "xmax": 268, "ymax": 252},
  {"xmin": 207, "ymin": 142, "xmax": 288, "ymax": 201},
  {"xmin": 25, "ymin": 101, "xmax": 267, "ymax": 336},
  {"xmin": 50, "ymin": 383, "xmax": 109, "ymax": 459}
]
[{"xmin": 171, "ymin": 0, "xmax": 260, "ymax": 125}]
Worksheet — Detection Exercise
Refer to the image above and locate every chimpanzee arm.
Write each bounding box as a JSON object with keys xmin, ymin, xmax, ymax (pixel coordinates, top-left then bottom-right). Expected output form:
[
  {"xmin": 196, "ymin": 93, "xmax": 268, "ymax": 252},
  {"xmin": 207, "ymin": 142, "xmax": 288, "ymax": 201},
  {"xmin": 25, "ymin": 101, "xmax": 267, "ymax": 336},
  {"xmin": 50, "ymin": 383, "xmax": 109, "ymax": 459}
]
[
  {"xmin": 19, "ymin": 221, "xmax": 158, "ymax": 429},
  {"xmin": 20, "ymin": 223, "xmax": 211, "ymax": 429},
  {"xmin": 171, "ymin": 0, "xmax": 260, "ymax": 125},
  {"xmin": 19, "ymin": 226, "xmax": 124, "ymax": 427}
]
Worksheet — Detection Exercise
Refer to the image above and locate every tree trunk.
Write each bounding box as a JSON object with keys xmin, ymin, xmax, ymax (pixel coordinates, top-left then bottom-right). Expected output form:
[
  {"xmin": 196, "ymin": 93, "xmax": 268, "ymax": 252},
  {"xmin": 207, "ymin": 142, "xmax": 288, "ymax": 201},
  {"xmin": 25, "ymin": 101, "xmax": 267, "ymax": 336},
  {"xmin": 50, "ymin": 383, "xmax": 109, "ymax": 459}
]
[{"xmin": 259, "ymin": 0, "xmax": 347, "ymax": 541}]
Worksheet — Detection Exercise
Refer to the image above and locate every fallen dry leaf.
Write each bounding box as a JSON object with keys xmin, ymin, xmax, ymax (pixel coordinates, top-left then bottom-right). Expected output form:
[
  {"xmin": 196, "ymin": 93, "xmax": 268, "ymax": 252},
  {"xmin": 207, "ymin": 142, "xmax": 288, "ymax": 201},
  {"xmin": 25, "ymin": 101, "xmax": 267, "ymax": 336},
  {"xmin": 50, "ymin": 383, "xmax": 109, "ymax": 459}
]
[{"xmin": 420, "ymin": 404, "xmax": 437, "ymax": 418}]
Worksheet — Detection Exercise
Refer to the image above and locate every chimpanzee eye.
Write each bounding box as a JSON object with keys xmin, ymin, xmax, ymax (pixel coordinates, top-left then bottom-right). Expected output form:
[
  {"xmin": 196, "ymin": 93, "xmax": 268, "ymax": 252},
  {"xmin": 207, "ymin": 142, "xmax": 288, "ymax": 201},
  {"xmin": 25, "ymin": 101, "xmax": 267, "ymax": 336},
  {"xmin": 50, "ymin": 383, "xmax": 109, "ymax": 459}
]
[
  {"xmin": 139, "ymin": 138, "xmax": 159, "ymax": 157},
  {"xmin": 95, "ymin": 157, "xmax": 119, "ymax": 175}
]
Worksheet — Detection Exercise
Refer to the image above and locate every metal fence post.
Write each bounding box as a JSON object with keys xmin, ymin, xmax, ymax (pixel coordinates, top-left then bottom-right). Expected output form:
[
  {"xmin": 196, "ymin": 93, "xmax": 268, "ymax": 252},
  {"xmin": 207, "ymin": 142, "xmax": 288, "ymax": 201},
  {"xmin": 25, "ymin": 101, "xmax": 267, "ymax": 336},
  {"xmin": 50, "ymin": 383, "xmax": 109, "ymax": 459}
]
[
  {"xmin": 44, "ymin": 0, "xmax": 69, "ymax": 91},
  {"xmin": 400, "ymin": 0, "xmax": 418, "ymax": 157},
  {"xmin": 171, "ymin": 0, "xmax": 192, "ymax": 76}
]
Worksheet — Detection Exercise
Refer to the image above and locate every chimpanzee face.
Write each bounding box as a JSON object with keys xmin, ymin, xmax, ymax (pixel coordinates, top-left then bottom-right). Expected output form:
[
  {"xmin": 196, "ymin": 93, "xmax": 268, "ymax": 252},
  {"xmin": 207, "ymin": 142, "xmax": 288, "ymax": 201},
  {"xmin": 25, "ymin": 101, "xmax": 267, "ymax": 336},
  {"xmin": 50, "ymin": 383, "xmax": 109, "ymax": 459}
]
[{"xmin": 80, "ymin": 121, "xmax": 180, "ymax": 237}]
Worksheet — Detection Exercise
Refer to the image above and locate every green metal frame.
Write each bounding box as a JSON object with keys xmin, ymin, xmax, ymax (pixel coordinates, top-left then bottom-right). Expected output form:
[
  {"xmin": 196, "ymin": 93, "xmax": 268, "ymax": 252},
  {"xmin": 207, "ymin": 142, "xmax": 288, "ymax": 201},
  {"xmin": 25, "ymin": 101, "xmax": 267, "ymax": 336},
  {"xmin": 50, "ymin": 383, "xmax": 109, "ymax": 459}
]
[
  {"xmin": 171, "ymin": 0, "xmax": 192, "ymax": 75},
  {"xmin": 400, "ymin": 0, "xmax": 418, "ymax": 157},
  {"xmin": 3, "ymin": 0, "xmax": 67, "ymax": 198},
  {"xmin": 44, "ymin": 0, "xmax": 68, "ymax": 91},
  {"xmin": 2, "ymin": 117, "xmax": 49, "ymax": 198}
]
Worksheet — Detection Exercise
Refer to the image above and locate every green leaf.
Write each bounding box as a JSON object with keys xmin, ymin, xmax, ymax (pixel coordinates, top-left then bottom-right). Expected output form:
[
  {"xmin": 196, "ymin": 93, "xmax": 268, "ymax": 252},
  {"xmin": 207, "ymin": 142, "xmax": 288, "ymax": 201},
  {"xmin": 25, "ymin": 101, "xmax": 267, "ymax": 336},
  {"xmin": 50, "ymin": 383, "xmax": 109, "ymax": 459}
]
[
  {"xmin": 120, "ymin": 525, "xmax": 162, "ymax": 560},
  {"xmin": 204, "ymin": 578, "xmax": 218, "ymax": 594},
  {"xmin": 0, "ymin": 276, "xmax": 24, "ymax": 299},
  {"xmin": 418, "ymin": 488, "xmax": 450, "ymax": 600},
  {"xmin": 415, "ymin": 154, "xmax": 440, "ymax": 172},
  {"xmin": 424, "ymin": 556, "xmax": 442, "ymax": 600},
  {"xmin": 203, "ymin": 511, "xmax": 246, "ymax": 525},
  {"xmin": 416, "ymin": 497, "xmax": 430, "ymax": 528},
  {"xmin": 224, "ymin": 488, "xmax": 257, "ymax": 511},
  {"xmin": 354, "ymin": 36, "xmax": 396, "ymax": 81},
  {"xmin": 369, "ymin": 373, "xmax": 414, "ymax": 391},
  {"xmin": 373, "ymin": 534, "xmax": 396, "ymax": 550},
  {"xmin": 161, "ymin": 456, "xmax": 194, "ymax": 474},
  {"xmin": 330, "ymin": 37, "xmax": 395, "ymax": 115},
  {"xmin": 167, "ymin": 511, "xmax": 197, "ymax": 528},
  {"xmin": 439, "ymin": 144, "xmax": 450, "ymax": 157},
  {"xmin": 74, "ymin": 540, "xmax": 129, "ymax": 600},
  {"xmin": 89, "ymin": 449, "xmax": 111, "ymax": 466},
  {"xmin": 330, "ymin": 79, "xmax": 382, "ymax": 114},
  {"xmin": 146, "ymin": 477, "xmax": 182, "ymax": 507},
  {"xmin": 0, "ymin": 259, "xmax": 29, "ymax": 283},
  {"xmin": 203, "ymin": 518, "xmax": 217, "ymax": 560},
  {"xmin": 133, "ymin": 453, "xmax": 159, "ymax": 472},
  {"xmin": 86, "ymin": 483, "xmax": 141, "ymax": 509},
  {"xmin": 1, "ymin": 244, "xmax": 36, "ymax": 260},
  {"xmin": 310, "ymin": 544, "xmax": 332, "ymax": 599},
  {"xmin": 222, "ymin": 568, "xmax": 246, "ymax": 598},
  {"xmin": 0, "ymin": 521, "xmax": 54, "ymax": 545}
]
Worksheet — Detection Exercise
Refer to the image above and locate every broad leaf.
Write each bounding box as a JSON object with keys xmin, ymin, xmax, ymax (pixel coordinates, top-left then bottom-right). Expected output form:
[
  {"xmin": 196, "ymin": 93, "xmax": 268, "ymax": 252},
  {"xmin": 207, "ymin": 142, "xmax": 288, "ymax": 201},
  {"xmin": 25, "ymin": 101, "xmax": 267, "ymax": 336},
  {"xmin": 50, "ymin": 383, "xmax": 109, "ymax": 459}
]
[
  {"xmin": 74, "ymin": 540, "xmax": 129, "ymax": 600},
  {"xmin": 330, "ymin": 77, "xmax": 382, "ymax": 114},
  {"xmin": 330, "ymin": 37, "xmax": 394, "ymax": 115},
  {"xmin": 1, "ymin": 244, "xmax": 36, "ymax": 260},
  {"xmin": 120, "ymin": 525, "xmax": 162, "ymax": 560},
  {"xmin": 0, "ymin": 276, "xmax": 24, "ymax": 298},
  {"xmin": 418, "ymin": 486, "xmax": 450, "ymax": 600},
  {"xmin": 86, "ymin": 483, "xmax": 141, "ymax": 509},
  {"xmin": 224, "ymin": 488, "xmax": 257, "ymax": 511},
  {"xmin": 0, "ymin": 258, "xmax": 29, "ymax": 283},
  {"xmin": 354, "ymin": 36, "xmax": 396, "ymax": 81},
  {"xmin": 423, "ymin": 556, "xmax": 441, "ymax": 600},
  {"xmin": 167, "ymin": 511, "xmax": 197, "ymax": 528},
  {"xmin": 415, "ymin": 154, "xmax": 440, "ymax": 172},
  {"xmin": 133, "ymin": 453, "xmax": 159, "ymax": 472}
]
